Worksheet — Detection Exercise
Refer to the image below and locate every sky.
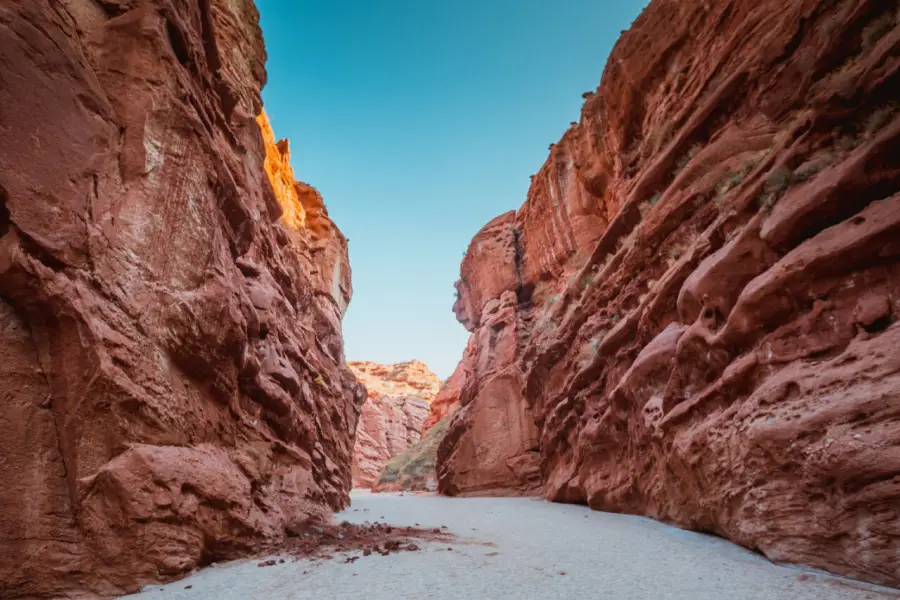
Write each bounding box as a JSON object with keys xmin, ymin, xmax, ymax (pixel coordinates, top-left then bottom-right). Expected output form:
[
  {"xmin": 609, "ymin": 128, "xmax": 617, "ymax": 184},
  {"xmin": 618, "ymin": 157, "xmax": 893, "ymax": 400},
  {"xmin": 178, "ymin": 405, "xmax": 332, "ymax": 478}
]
[{"xmin": 256, "ymin": 0, "xmax": 648, "ymax": 379}]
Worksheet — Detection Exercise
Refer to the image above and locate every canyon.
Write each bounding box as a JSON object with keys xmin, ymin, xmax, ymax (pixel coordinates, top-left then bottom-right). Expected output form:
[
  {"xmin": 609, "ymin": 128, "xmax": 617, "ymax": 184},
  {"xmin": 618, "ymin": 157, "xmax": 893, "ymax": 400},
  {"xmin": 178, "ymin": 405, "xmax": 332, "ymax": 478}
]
[
  {"xmin": 348, "ymin": 360, "xmax": 441, "ymax": 488},
  {"xmin": 438, "ymin": 0, "xmax": 900, "ymax": 589},
  {"xmin": 0, "ymin": 0, "xmax": 362, "ymax": 597},
  {"xmin": 1, "ymin": 0, "xmax": 899, "ymax": 597},
  {"xmin": 357, "ymin": 362, "xmax": 465, "ymax": 493}
]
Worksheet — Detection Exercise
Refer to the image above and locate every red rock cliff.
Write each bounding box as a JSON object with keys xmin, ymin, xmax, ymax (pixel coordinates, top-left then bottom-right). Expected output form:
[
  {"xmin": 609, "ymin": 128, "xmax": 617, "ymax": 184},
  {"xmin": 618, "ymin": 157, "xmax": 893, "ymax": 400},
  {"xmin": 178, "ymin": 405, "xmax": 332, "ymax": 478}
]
[
  {"xmin": 348, "ymin": 360, "xmax": 441, "ymax": 487},
  {"xmin": 438, "ymin": 0, "xmax": 900, "ymax": 587},
  {"xmin": 0, "ymin": 1, "xmax": 363, "ymax": 597},
  {"xmin": 422, "ymin": 350, "xmax": 468, "ymax": 433},
  {"xmin": 439, "ymin": 224, "xmax": 543, "ymax": 496}
]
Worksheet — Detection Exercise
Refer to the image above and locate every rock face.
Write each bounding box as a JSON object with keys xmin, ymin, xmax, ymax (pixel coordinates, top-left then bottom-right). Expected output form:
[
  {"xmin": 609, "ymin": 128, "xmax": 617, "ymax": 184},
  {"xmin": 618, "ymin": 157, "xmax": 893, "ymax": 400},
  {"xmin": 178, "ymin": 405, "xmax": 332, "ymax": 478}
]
[
  {"xmin": 348, "ymin": 361, "xmax": 441, "ymax": 487},
  {"xmin": 0, "ymin": 1, "xmax": 363, "ymax": 598},
  {"xmin": 438, "ymin": 245, "xmax": 542, "ymax": 495},
  {"xmin": 349, "ymin": 360, "xmax": 443, "ymax": 402},
  {"xmin": 422, "ymin": 351, "xmax": 467, "ymax": 433},
  {"xmin": 376, "ymin": 415, "xmax": 452, "ymax": 493},
  {"xmin": 370, "ymin": 361, "xmax": 463, "ymax": 492},
  {"xmin": 352, "ymin": 395, "xmax": 430, "ymax": 488},
  {"xmin": 438, "ymin": 0, "xmax": 900, "ymax": 587}
]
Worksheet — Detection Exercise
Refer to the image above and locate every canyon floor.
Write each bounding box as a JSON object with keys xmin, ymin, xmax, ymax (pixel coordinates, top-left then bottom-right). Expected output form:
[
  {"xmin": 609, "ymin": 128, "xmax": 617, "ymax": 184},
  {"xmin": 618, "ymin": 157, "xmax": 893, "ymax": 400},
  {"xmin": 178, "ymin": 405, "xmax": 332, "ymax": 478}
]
[{"xmin": 123, "ymin": 491, "xmax": 896, "ymax": 600}]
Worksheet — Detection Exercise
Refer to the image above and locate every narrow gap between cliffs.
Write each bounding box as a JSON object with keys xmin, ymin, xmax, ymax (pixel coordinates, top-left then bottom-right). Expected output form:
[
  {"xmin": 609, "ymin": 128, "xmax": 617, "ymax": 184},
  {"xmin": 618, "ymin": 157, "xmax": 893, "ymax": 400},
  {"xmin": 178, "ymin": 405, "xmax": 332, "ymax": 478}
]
[
  {"xmin": 166, "ymin": 18, "xmax": 191, "ymax": 66},
  {"xmin": 0, "ymin": 184, "xmax": 10, "ymax": 238}
]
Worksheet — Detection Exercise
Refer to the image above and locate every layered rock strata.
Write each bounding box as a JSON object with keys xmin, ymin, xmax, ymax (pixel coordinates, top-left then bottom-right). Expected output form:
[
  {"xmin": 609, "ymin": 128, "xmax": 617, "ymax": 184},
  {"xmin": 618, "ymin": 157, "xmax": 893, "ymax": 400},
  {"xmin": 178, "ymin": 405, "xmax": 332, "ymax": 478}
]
[
  {"xmin": 348, "ymin": 361, "xmax": 441, "ymax": 487},
  {"xmin": 438, "ymin": 0, "xmax": 900, "ymax": 586},
  {"xmin": 0, "ymin": 1, "xmax": 362, "ymax": 597}
]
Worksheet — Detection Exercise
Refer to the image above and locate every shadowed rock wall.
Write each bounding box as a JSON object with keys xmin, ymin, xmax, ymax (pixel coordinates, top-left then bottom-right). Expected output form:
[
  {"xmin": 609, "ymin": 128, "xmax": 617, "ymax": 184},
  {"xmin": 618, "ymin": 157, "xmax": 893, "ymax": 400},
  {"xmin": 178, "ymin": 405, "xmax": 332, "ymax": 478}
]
[{"xmin": 0, "ymin": 1, "xmax": 363, "ymax": 596}]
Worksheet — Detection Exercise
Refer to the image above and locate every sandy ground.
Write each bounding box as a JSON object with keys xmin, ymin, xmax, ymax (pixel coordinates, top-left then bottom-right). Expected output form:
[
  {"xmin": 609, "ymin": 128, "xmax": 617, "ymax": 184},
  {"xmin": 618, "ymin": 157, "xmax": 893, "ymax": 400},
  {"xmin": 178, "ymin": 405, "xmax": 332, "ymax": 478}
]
[{"xmin": 123, "ymin": 490, "xmax": 898, "ymax": 599}]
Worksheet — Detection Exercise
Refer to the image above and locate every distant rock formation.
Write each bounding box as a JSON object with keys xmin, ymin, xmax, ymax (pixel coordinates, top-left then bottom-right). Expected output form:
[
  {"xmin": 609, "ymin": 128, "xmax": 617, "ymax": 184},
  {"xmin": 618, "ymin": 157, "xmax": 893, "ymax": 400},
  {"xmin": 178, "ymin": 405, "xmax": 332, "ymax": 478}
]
[
  {"xmin": 438, "ymin": 0, "xmax": 900, "ymax": 588},
  {"xmin": 375, "ymin": 414, "xmax": 452, "ymax": 493},
  {"xmin": 0, "ymin": 1, "xmax": 362, "ymax": 597},
  {"xmin": 349, "ymin": 360, "xmax": 443, "ymax": 401},
  {"xmin": 348, "ymin": 361, "xmax": 442, "ymax": 487}
]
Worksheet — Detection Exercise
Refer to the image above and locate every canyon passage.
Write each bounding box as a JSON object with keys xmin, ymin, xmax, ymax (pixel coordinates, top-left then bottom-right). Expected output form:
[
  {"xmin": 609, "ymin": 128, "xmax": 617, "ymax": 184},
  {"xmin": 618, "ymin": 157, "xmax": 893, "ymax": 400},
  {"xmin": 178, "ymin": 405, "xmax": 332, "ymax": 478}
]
[
  {"xmin": 1, "ymin": 0, "xmax": 899, "ymax": 598},
  {"xmin": 123, "ymin": 491, "xmax": 898, "ymax": 600}
]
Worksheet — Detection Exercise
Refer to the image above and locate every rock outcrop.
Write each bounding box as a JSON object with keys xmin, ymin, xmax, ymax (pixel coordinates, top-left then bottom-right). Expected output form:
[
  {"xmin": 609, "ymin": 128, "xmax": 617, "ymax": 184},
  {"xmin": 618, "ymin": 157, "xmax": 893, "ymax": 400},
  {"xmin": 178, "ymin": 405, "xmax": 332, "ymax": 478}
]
[
  {"xmin": 349, "ymin": 360, "xmax": 443, "ymax": 402},
  {"xmin": 438, "ymin": 248, "xmax": 542, "ymax": 496},
  {"xmin": 438, "ymin": 0, "xmax": 900, "ymax": 587},
  {"xmin": 0, "ymin": 1, "xmax": 363, "ymax": 598},
  {"xmin": 348, "ymin": 361, "xmax": 441, "ymax": 487},
  {"xmin": 376, "ymin": 363, "xmax": 467, "ymax": 492},
  {"xmin": 352, "ymin": 395, "xmax": 430, "ymax": 488}
]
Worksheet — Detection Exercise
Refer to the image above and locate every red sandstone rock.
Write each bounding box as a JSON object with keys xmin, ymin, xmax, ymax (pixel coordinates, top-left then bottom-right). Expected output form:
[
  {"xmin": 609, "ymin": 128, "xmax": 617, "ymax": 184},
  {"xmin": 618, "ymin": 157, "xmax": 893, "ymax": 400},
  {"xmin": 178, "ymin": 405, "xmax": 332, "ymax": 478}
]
[
  {"xmin": 0, "ymin": 1, "xmax": 363, "ymax": 597},
  {"xmin": 374, "ymin": 407, "xmax": 456, "ymax": 493},
  {"xmin": 438, "ymin": 218, "xmax": 542, "ymax": 495},
  {"xmin": 258, "ymin": 111, "xmax": 305, "ymax": 229},
  {"xmin": 439, "ymin": 291, "xmax": 542, "ymax": 496},
  {"xmin": 367, "ymin": 357, "xmax": 467, "ymax": 493},
  {"xmin": 422, "ymin": 349, "xmax": 469, "ymax": 433},
  {"xmin": 438, "ymin": 0, "xmax": 900, "ymax": 587},
  {"xmin": 351, "ymin": 393, "xmax": 430, "ymax": 488},
  {"xmin": 348, "ymin": 361, "xmax": 441, "ymax": 487},
  {"xmin": 349, "ymin": 360, "xmax": 442, "ymax": 401}
]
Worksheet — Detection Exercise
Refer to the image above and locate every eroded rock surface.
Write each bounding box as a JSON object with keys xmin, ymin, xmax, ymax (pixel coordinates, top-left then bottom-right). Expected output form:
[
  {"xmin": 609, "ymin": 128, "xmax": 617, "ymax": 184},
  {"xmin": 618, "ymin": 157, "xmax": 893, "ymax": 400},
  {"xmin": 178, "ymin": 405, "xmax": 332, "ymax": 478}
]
[
  {"xmin": 439, "ymin": 240, "xmax": 542, "ymax": 495},
  {"xmin": 375, "ymin": 414, "xmax": 451, "ymax": 493},
  {"xmin": 349, "ymin": 360, "xmax": 442, "ymax": 402},
  {"xmin": 348, "ymin": 361, "xmax": 441, "ymax": 487},
  {"xmin": 438, "ymin": 0, "xmax": 900, "ymax": 586},
  {"xmin": 370, "ymin": 362, "xmax": 467, "ymax": 493},
  {"xmin": 422, "ymin": 351, "xmax": 467, "ymax": 433},
  {"xmin": 0, "ymin": 1, "xmax": 362, "ymax": 597}
]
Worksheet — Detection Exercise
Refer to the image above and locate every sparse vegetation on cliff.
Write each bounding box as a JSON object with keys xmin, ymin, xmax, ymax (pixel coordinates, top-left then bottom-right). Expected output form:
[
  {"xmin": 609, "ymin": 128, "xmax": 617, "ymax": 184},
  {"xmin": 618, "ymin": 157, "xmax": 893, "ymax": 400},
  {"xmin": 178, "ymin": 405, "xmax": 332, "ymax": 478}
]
[{"xmin": 377, "ymin": 415, "xmax": 452, "ymax": 491}]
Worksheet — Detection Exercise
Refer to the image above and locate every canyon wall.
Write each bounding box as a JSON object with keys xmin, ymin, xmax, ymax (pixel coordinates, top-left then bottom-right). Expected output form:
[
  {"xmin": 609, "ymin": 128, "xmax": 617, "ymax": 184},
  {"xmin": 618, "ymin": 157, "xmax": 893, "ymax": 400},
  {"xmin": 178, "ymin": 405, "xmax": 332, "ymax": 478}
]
[
  {"xmin": 422, "ymin": 352, "xmax": 467, "ymax": 433},
  {"xmin": 437, "ymin": 224, "xmax": 543, "ymax": 496},
  {"xmin": 375, "ymin": 361, "xmax": 466, "ymax": 492},
  {"xmin": 0, "ymin": 1, "xmax": 363, "ymax": 598},
  {"xmin": 438, "ymin": 0, "xmax": 900, "ymax": 587},
  {"xmin": 349, "ymin": 361, "xmax": 441, "ymax": 487}
]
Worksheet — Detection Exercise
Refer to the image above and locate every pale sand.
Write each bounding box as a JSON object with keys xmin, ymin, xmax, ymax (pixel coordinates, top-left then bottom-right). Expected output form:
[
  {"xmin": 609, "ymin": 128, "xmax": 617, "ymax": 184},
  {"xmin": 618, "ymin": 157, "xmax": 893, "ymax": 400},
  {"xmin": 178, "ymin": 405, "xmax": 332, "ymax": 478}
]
[{"xmin": 123, "ymin": 490, "xmax": 898, "ymax": 599}]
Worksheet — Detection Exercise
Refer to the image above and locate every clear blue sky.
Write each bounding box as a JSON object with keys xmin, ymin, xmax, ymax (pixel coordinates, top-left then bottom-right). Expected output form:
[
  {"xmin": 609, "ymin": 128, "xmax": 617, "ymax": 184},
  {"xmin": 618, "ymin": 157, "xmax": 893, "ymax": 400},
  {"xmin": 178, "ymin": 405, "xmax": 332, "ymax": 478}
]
[{"xmin": 257, "ymin": 1, "xmax": 648, "ymax": 378}]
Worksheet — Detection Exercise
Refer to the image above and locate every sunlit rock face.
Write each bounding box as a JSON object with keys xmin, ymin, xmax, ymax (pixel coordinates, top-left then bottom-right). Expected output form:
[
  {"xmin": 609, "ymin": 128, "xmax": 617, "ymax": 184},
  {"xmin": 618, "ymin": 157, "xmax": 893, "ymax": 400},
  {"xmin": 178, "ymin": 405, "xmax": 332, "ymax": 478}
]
[
  {"xmin": 0, "ymin": 0, "xmax": 363, "ymax": 597},
  {"xmin": 438, "ymin": 0, "xmax": 900, "ymax": 587}
]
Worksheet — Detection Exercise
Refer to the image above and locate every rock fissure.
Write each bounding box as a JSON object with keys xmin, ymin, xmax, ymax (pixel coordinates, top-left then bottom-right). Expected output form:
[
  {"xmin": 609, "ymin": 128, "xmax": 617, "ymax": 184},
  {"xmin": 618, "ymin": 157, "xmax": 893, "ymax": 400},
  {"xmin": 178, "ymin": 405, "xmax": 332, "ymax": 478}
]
[{"xmin": 0, "ymin": 185, "xmax": 9, "ymax": 239}]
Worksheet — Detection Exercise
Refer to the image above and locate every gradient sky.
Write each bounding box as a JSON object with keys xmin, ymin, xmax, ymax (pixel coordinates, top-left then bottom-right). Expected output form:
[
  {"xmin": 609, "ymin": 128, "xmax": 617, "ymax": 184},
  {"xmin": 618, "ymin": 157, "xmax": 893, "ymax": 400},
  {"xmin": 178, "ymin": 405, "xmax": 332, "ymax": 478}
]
[{"xmin": 257, "ymin": 1, "xmax": 648, "ymax": 378}]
